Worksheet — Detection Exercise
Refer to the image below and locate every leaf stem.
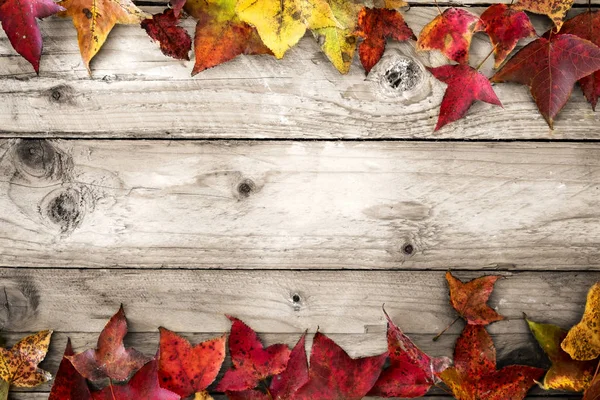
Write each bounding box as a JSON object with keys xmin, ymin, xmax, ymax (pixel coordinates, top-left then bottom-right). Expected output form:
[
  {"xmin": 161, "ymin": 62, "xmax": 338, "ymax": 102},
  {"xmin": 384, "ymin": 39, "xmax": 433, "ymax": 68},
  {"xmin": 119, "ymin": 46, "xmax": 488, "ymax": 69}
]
[
  {"xmin": 476, "ymin": 45, "xmax": 497, "ymax": 71},
  {"xmin": 434, "ymin": 0, "xmax": 442, "ymax": 16},
  {"xmin": 433, "ymin": 316, "xmax": 460, "ymax": 341},
  {"xmin": 109, "ymin": 378, "xmax": 117, "ymax": 400}
]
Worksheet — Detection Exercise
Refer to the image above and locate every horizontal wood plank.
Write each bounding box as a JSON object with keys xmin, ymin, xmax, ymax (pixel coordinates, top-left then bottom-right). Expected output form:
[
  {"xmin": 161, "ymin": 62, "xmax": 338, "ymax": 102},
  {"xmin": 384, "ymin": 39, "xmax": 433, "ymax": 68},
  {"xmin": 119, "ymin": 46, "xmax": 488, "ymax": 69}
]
[
  {"xmin": 2, "ymin": 139, "xmax": 600, "ymax": 270},
  {"xmin": 2, "ymin": 8, "xmax": 600, "ymax": 138}
]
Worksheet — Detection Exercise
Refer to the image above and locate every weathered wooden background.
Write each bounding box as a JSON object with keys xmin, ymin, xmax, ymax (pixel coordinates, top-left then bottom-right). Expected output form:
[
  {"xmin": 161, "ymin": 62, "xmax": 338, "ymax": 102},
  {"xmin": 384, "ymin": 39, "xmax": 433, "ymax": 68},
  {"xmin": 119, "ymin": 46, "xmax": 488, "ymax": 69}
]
[{"xmin": 1, "ymin": 0, "xmax": 600, "ymax": 398}]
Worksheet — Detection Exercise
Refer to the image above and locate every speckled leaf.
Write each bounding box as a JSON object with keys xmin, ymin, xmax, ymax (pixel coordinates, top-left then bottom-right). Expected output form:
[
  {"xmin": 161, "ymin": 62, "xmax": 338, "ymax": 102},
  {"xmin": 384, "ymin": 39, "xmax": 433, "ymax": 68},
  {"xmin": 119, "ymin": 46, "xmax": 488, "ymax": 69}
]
[
  {"xmin": 527, "ymin": 318, "xmax": 597, "ymax": 392},
  {"xmin": 142, "ymin": 9, "xmax": 192, "ymax": 60},
  {"xmin": 492, "ymin": 34, "xmax": 600, "ymax": 129},
  {"xmin": 157, "ymin": 327, "xmax": 225, "ymax": 398},
  {"xmin": 417, "ymin": 8, "xmax": 482, "ymax": 64},
  {"xmin": 369, "ymin": 308, "xmax": 451, "ymax": 398},
  {"xmin": 67, "ymin": 305, "xmax": 152, "ymax": 382},
  {"xmin": 0, "ymin": 330, "xmax": 52, "ymax": 389},
  {"xmin": 478, "ymin": 4, "xmax": 536, "ymax": 68},
  {"xmin": 514, "ymin": 0, "xmax": 574, "ymax": 31},
  {"xmin": 563, "ymin": 282, "xmax": 600, "ymax": 361},
  {"xmin": 293, "ymin": 331, "xmax": 387, "ymax": 400},
  {"xmin": 49, "ymin": 338, "xmax": 92, "ymax": 400},
  {"xmin": 446, "ymin": 271, "xmax": 505, "ymax": 325},
  {"xmin": 216, "ymin": 316, "xmax": 291, "ymax": 392},
  {"xmin": 440, "ymin": 324, "xmax": 544, "ymax": 400},
  {"xmin": 355, "ymin": 7, "xmax": 415, "ymax": 73},
  {"xmin": 428, "ymin": 64, "xmax": 502, "ymax": 131},
  {"xmin": 0, "ymin": 0, "xmax": 64, "ymax": 73}
]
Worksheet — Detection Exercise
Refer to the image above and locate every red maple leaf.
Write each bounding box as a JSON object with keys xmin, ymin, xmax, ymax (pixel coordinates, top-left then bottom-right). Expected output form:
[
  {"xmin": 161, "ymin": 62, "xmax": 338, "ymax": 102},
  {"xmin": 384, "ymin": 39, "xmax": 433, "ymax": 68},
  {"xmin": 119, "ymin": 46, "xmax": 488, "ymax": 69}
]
[
  {"xmin": 216, "ymin": 316, "xmax": 291, "ymax": 392},
  {"xmin": 355, "ymin": 7, "xmax": 415, "ymax": 73},
  {"xmin": 91, "ymin": 360, "xmax": 180, "ymax": 400},
  {"xmin": 293, "ymin": 331, "xmax": 387, "ymax": 400},
  {"xmin": 558, "ymin": 11, "xmax": 600, "ymax": 110},
  {"xmin": 446, "ymin": 271, "xmax": 505, "ymax": 325},
  {"xmin": 440, "ymin": 324, "xmax": 544, "ymax": 400},
  {"xmin": 142, "ymin": 9, "xmax": 192, "ymax": 60},
  {"xmin": 157, "ymin": 327, "xmax": 226, "ymax": 398},
  {"xmin": 417, "ymin": 8, "xmax": 482, "ymax": 64},
  {"xmin": 48, "ymin": 338, "xmax": 92, "ymax": 400},
  {"xmin": 492, "ymin": 34, "xmax": 600, "ymax": 128},
  {"xmin": 67, "ymin": 305, "xmax": 152, "ymax": 382},
  {"xmin": 478, "ymin": 4, "xmax": 536, "ymax": 68},
  {"xmin": 227, "ymin": 333, "xmax": 309, "ymax": 400},
  {"xmin": 368, "ymin": 308, "xmax": 451, "ymax": 398},
  {"xmin": 0, "ymin": 0, "xmax": 64, "ymax": 73},
  {"xmin": 428, "ymin": 64, "xmax": 502, "ymax": 131}
]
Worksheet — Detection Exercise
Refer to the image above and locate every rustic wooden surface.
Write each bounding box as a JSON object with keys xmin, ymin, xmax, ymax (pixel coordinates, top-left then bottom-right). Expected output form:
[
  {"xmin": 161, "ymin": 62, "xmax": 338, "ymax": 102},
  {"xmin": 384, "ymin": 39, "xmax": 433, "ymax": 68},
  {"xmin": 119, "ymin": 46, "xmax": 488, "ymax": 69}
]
[{"xmin": 2, "ymin": 1, "xmax": 600, "ymax": 398}]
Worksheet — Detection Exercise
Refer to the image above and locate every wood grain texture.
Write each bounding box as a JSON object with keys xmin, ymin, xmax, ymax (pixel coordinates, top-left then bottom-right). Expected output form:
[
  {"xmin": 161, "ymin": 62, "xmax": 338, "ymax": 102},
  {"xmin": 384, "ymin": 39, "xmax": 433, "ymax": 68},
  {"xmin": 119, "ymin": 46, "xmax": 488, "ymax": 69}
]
[
  {"xmin": 2, "ymin": 139, "xmax": 600, "ymax": 270},
  {"xmin": 1, "ymin": 8, "xmax": 600, "ymax": 139}
]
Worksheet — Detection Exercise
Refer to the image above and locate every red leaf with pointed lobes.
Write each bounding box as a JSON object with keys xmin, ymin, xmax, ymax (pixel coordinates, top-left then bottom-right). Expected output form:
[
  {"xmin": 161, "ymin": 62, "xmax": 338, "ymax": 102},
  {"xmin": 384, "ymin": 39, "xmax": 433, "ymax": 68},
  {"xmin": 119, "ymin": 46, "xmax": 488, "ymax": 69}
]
[
  {"xmin": 91, "ymin": 360, "xmax": 180, "ymax": 400},
  {"xmin": 142, "ymin": 9, "xmax": 192, "ymax": 60},
  {"xmin": 558, "ymin": 11, "xmax": 600, "ymax": 110},
  {"xmin": 49, "ymin": 338, "xmax": 92, "ymax": 400},
  {"xmin": 440, "ymin": 325, "xmax": 544, "ymax": 400},
  {"xmin": 216, "ymin": 316, "xmax": 291, "ymax": 392},
  {"xmin": 355, "ymin": 7, "xmax": 415, "ymax": 73},
  {"xmin": 478, "ymin": 4, "xmax": 536, "ymax": 68},
  {"xmin": 428, "ymin": 65, "xmax": 502, "ymax": 131},
  {"xmin": 0, "ymin": 0, "xmax": 64, "ymax": 73},
  {"xmin": 293, "ymin": 331, "xmax": 387, "ymax": 400},
  {"xmin": 157, "ymin": 327, "xmax": 226, "ymax": 398},
  {"xmin": 492, "ymin": 34, "xmax": 600, "ymax": 129},
  {"xmin": 67, "ymin": 305, "xmax": 152, "ymax": 382},
  {"xmin": 369, "ymin": 308, "xmax": 451, "ymax": 398},
  {"xmin": 417, "ymin": 8, "xmax": 482, "ymax": 64},
  {"xmin": 227, "ymin": 333, "xmax": 309, "ymax": 400},
  {"xmin": 446, "ymin": 271, "xmax": 505, "ymax": 325}
]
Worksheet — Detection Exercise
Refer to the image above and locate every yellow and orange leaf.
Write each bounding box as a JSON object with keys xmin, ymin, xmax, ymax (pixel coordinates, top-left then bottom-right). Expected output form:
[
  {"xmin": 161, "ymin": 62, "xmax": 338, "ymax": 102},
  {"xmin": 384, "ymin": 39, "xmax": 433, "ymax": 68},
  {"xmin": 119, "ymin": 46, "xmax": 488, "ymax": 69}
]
[
  {"xmin": 562, "ymin": 282, "xmax": 600, "ymax": 361},
  {"xmin": 514, "ymin": 0, "xmax": 574, "ymax": 31}
]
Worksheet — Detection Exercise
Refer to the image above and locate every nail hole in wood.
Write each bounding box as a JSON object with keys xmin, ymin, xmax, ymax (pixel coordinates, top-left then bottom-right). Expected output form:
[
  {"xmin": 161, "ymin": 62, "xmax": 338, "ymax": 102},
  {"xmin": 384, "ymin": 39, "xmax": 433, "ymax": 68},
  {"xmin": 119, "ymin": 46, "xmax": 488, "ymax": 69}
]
[
  {"xmin": 292, "ymin": 294, "xmax": 301, "ymax": 303},
  {"xmin": 237, "ymin": 179, "xmax": 256, "ymax": 198},
  {"xmin": 402, "ymin": 243, "xmax": 414, "ymax": 255}
]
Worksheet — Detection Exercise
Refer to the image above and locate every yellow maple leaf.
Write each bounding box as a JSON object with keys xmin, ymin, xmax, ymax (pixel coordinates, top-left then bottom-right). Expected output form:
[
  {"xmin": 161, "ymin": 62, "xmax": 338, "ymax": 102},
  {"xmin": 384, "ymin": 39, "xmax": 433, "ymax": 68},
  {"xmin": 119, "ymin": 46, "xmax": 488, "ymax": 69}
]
[
  {"xmin": 59, "ymin": 0, "xmax": 150, "ymax": 72},
  {"xmin": 562, "ymin": 282, "xmax": 600, "ymax": 361},
  {"xmin": 514, "ymin": 0, "xmax": 574, "ymax": 31},
  {"xmin": 236, "ymin": 0, "xmax": 339, "ymax": 58}
]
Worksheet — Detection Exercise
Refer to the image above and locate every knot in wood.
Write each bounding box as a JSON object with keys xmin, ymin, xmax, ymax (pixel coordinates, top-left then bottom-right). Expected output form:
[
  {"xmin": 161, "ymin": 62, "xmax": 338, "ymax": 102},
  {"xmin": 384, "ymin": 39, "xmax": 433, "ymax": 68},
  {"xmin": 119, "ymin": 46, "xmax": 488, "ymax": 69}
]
[
  {"xmin": 14, "ymin": 139, "xmax": 57, "ymax": 179},
  {"xmin": 0, "ymin": 281, "xmax": 39, "ymax": 331},
  {"xmin": 402, "ymin": 243, "xmax": 414, "ymax": 255},
  {"xmin": 40, "ymin": 187, "xmax": 89, "ymax": 234},
  {"xmin": 237, "ymin": 179, "xmax": 256, "ymax": 198},
  {"xmin": 368, "ymin": 50, "xmax": 430, "ymax": 103},
  {"xmin": 384, "ymin": 58, "xmax": 422, "ymax": 92}
]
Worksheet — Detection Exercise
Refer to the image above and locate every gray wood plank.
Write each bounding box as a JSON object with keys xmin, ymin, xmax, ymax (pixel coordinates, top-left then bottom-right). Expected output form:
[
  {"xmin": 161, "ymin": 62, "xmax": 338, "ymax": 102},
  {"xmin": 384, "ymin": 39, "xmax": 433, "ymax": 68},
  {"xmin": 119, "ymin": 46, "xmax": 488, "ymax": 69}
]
[{"xmin": 2, "ymin": 139, "xmax": 600, "ymax": 270}]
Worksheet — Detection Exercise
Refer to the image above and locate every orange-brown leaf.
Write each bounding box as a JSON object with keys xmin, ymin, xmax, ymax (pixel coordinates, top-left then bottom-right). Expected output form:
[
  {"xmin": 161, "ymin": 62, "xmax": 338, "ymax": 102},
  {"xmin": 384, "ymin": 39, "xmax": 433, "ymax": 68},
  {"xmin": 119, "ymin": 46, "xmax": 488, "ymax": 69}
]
[
  {"xmin": 0, "ymin": 330, "xmax": 52, "ymax": 388},
  {"xmin": 562, "ymin": 282, "xmax": 600, "ymax": 361},
  {"xmin": 514, "ymin": 0, "xmax": 574, "ymax": 31},
  {"xmin": 446, "ymin": 271, "xmax": 504, "ymax": 325}
]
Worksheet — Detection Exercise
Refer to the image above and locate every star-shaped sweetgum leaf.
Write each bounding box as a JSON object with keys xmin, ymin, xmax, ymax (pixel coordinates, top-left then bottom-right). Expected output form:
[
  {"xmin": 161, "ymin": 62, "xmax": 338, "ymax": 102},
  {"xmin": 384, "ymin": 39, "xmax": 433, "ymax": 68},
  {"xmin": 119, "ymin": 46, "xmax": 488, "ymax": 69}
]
[
  {"xmin": 417, "ymin": 8, "xmax": 482, "ymax": 64},
  {"xmin": 142, "ymin": 9, "xmax": 192, "ymax": 61},
  {"xmin": 157, "ymin": 327, "xmax": 226, "ymax": 398},
  {"xmin": 478, "ymin": 4, "xmax": 536, "ymax": 68},
  {"xmin": 91, "ymin": 360, "xmax": 180, "ymax": 400},
  {"xmin": 49, "ymin": 338, "xmax": 92, "ymax": 400},
  {"xmin": 446, "ymin": 271, "xmax": 504, "ymax": 325},
  {"xmin": 492, "ymin": 34, "xmax": 600, "ymax": 129},
  {"xmin": 216, "ymin": 316, "xmax": 291, "ymax": 392},
  {"xmin": 0, "ymin": 0, "xmax": 64, "ymax": 73},
  {"xmin": 293, "ymin": 331, "xmax": 387, "ymax": 400},
  {"xmin": 368, "ymin": 308, "xmax": 451, "ymax": 398},
  {"xmin": 562, "ymin": 282, "xmax": 600, "ymax": 361},
  {"xmin": 0, "ymin": 330, "xmax": 52, "ymax": 393},
  {"xmin": 440, "ymin": 324, "xmax": 544, "ymax": 400},
  {"xmin": 227, "ymin": 333, "xmax": 309, "ymax": 400},
  {"xmin": 514, "ymin": 0, "xmax": 574, "ymax": 31},
  {"xmin": 355, "ymin": 7, "xmax": 415, "ymax": 73},
  {"xmin": 68, "ymin": 305, "xmax": 152, "ymax": 382}
]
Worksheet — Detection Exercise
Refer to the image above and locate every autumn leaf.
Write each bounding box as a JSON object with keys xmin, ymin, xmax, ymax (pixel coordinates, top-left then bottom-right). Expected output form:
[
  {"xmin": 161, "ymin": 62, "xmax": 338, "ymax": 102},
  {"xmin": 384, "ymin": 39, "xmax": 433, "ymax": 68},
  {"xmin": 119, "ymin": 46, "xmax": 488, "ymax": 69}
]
[
  {"xmin": 91, "ymin": 360, "xmax": 180, "ymax": 400},
  {"xmin": 227, "ymin": 333, "xmax": 309, "ymax": 400},
  {"xmin": 216, "ymin": 316, "xmax": 291, "ymax": 392},
  {"xmin": 0, "ymin": 330, "xmax": 52, "ymax": 400},
  {"xmin": 381, "ymin": 0, "xmax": 408, "ymax": 9},
  {"xmin": 355, "ymin": 7, "xmax": 415, "ymax": 73},
  {"xmin": 446, "ymin": 271, "xmax": 504, "ymax": 325},
  {"xmin": 293, "ymin": 331, "xmax": 387, "ymax": 400},
  {"xmin": 417, "ymin": 8, "xmax": 482, "ymax": 64},
  {"xmin": 562, "ymin": 282, "xmax": 600, "ymax": 361},
  {"xmin": 368, "ymin": 308, "xmax": 451, "ymax": 398},
  {"xmin": 49, "ymin": 338, "xmax": 92, "ymax": 400},
  {"xmin": 157, "ymin": 327, "xmax": 226, "ymax": 398},
  {"xmin": 440, "ymin": 324, "xmax": 544, "ymax": 400},
  {"xmin": 235, "ymin": 0, "xmax": 339, "ymax": 59},
  {"xmin": 478, "ymin": 4, "xmax": 536, "ymax": 68},
  {"xmin": 68, "ymin": 305, "xmax": 152, "ymax": 382},
  {"xmin": 527, "ymin": 317, "xmax": 597, "ymax": 392},
  {"xmin": 59, "ymin": 0, "xmax": 150, "ymax": 72},
  {"xmin": 492, "ymin": 34, "xmax": 600, "ymax": 129},
  {"xmin": 584, "ymin": 370, "xmax": 600, "ymax": 400},
  {"xmin": 428, "ymin": 64, "xmax": 502, "ymax": 131},
  {"xmin": 514, "ymin": 0, "xmax": 574, "ymax": 31},
  {"xmin": 0, "ymin": 0, "xmax": 64, "ymax": 73},
  {"xmin": 559, "ymin": 11, "xmax": 600, "ymax": 110},
  {"xmin": 142, "ymin": 9, "xmax": 192, "ymax": 60},
  {"xmin": 185, "ymin": 0, "xmax": 272, "ymax": 75}
]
